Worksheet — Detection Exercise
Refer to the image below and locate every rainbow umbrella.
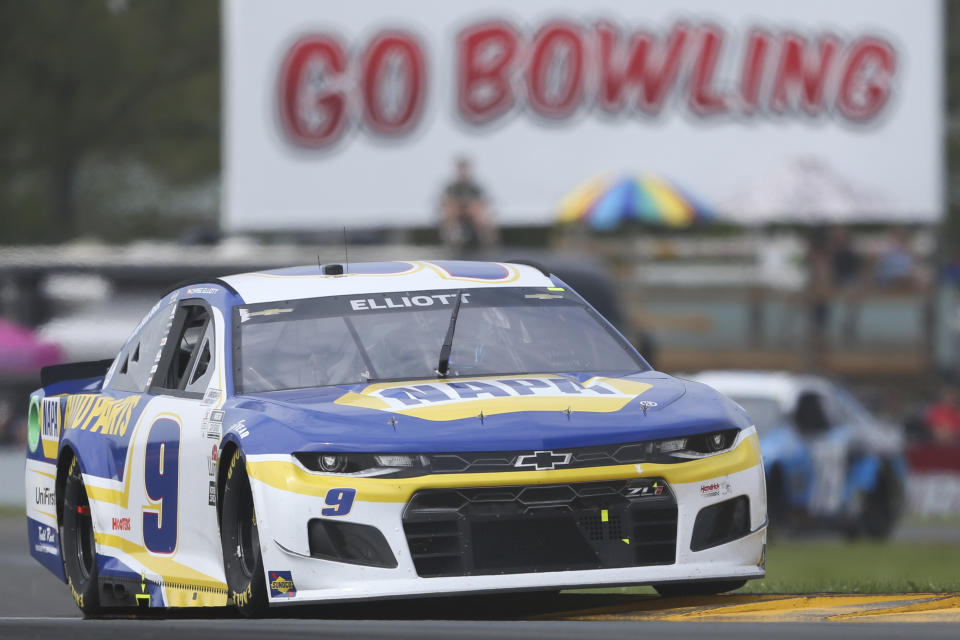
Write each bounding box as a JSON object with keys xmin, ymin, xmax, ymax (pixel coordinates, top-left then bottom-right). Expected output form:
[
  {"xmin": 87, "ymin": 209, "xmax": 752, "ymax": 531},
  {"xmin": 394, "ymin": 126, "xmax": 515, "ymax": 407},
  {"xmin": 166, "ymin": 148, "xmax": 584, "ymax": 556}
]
[{"xmin": 557, "ymin": 174, "xmax": 715, "ymax": 230}]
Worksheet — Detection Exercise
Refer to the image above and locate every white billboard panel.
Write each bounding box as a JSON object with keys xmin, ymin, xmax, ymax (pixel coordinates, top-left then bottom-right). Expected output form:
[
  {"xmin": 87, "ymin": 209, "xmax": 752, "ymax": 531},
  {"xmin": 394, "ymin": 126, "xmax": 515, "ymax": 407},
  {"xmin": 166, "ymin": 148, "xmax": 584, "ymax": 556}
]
[{"xmin": 223, "ymin": 0, "xmax": 943, "ymax": 230}]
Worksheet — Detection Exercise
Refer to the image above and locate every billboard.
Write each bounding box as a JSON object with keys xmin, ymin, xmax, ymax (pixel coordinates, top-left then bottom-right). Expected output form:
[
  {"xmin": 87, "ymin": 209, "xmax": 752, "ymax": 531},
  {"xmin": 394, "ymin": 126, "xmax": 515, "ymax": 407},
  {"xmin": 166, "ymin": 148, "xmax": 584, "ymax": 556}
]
[{"xmin": 223, "ymin": 0, "xmax": 943, "ymax": 230}]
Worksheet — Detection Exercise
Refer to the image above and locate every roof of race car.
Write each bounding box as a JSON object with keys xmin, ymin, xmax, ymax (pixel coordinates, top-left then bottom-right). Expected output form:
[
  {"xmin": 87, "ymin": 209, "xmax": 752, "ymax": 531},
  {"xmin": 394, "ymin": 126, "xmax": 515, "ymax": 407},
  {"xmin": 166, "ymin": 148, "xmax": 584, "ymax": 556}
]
[
  {"xmin": 220, "ymin": 260, "xmax": 555, "ymax": 304},
  {"xmin": 688, "ymin": 370, "xmax": 830, "ymax": 411}
]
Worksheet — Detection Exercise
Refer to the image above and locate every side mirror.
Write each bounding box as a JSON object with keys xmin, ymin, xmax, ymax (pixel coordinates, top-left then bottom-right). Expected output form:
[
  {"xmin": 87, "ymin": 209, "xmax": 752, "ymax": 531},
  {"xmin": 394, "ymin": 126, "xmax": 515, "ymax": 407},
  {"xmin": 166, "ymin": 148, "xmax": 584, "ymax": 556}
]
[{"xmin": 794, "ymin": 392, "xmax": 829, "ymax": 434}]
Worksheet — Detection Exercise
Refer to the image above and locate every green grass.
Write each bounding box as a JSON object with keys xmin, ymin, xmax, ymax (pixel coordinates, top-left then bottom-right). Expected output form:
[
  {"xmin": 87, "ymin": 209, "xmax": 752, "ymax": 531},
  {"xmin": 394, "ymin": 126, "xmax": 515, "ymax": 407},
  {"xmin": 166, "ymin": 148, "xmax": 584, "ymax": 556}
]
[
  {"xmin": 742, "ymin": 541, "xmax": 960, "ymax": 593},
  {"xmin": 571, "ymin": 540, "xmax": 960, "ymax": 595},
  {"xmin": 0, "ymin": 505, "xmax": 24, "ymax": 518}
]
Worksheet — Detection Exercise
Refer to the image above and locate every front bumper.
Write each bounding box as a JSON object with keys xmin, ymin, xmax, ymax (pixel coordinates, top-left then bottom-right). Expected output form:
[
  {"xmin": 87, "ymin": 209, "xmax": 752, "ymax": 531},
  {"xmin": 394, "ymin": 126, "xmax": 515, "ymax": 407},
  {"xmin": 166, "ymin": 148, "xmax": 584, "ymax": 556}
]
[{"xmin": 245, "ymin": 428, "xmax": 767, "ymax": 604}]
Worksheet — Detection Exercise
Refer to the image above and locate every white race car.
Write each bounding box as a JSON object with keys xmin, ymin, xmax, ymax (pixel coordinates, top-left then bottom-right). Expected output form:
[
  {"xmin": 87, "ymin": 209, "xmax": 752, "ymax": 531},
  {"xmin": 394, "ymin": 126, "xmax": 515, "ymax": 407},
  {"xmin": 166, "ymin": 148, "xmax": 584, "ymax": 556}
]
[{"xmin": 26, "ymin": 260, "xmax": 766, "ymax": 616}]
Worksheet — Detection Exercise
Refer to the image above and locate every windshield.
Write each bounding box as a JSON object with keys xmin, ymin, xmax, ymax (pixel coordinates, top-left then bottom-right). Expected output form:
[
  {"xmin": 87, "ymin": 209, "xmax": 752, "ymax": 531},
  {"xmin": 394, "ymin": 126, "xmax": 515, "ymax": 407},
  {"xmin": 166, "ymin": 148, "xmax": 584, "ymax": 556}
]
[
  {"xmin": 729, "ymin": 396, "xmax": 784, "ymax": 433},
  {"xmin": 233, "ymin": 287, "xmax": 647, "ymax": 393}
]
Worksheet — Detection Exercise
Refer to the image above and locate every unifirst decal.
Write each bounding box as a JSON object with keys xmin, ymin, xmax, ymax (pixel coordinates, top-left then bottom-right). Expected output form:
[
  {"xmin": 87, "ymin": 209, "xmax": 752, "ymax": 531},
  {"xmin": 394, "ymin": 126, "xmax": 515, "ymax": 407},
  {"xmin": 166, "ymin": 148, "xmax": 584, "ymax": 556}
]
[{"xmin": 64, "ymin": 394, "xmax": 140, "ymax": 436}]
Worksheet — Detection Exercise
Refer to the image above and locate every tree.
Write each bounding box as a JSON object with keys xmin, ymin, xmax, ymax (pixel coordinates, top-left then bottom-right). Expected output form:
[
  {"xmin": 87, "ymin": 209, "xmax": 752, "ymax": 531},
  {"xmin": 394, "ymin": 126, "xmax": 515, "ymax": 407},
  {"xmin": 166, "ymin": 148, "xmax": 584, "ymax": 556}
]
[{"xmin": 0, "ymin": 0, "xmax": 219, "ymax": 242}]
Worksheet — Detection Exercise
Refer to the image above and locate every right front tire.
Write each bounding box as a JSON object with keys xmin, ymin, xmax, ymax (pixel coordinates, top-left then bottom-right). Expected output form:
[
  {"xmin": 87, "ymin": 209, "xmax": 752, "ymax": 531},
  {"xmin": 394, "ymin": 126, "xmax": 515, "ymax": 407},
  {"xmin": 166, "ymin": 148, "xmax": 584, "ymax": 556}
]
[
  {"xmin": 220, "ymin": 448, "xmax": 269, "ymax": 617},
  {"xmin": 61, "ymin": 457, "xmax": 102, "ymax": 616}
]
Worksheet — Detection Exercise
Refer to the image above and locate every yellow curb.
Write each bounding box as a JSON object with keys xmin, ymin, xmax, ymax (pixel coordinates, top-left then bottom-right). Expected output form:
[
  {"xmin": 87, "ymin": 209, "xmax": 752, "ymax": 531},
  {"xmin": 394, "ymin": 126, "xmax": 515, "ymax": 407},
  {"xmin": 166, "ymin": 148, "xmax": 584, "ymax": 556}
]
[
  {"xmin": 540, "ymin": 594, "xmax": 790, "ymax": 621},
  {"xmin": 546, "ymin": 594, "xmax": 960, "ymax": 623},
  {"xmin": 664, "ymin": 595, "xmax": 930, "ymax": 620},
  {"xmin": 830, "ymin": 595, "xmax": 960, "ymax": 622}
]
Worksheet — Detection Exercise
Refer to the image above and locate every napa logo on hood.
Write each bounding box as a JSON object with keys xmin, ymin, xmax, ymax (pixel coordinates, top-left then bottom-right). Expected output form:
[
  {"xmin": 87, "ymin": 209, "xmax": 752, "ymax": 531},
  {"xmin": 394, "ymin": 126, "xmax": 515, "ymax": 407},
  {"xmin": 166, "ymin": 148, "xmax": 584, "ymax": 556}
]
[{"xmin": 335, "ymin": 375, "xmax": 653, "ymax": 421}]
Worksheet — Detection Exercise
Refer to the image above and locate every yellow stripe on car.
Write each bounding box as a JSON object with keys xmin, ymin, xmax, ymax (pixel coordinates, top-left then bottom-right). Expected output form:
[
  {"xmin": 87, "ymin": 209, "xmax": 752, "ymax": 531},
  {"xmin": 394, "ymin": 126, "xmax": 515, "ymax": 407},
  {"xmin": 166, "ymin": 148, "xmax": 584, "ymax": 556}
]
[
  {"xmin": 246, "ymin": 431, "xmax": 762, "ymax": 503},
  {"xmin": 94, "ymin": 532, "xmax": 227, "ymax": 593}
]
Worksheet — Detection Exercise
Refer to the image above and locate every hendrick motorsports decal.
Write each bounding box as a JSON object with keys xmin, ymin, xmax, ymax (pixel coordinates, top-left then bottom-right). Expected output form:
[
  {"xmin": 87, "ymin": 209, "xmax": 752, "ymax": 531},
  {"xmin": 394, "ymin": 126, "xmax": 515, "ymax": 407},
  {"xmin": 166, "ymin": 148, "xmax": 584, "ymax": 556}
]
[{"xmin": 335, "ymin": 375, "xmax": 653, "ymax": 421}]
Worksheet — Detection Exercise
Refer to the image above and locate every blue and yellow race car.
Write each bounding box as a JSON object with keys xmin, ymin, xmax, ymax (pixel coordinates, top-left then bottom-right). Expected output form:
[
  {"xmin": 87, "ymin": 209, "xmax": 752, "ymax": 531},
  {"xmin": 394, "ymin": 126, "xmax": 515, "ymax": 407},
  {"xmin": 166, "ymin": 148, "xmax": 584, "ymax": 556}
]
[
  {"xmin": 26, "ymin": 260, "xmax": 767, "ymax": 616},
  {"xmin": 691, "ymin": 370, "xmax": 906, "ymax": 538}
]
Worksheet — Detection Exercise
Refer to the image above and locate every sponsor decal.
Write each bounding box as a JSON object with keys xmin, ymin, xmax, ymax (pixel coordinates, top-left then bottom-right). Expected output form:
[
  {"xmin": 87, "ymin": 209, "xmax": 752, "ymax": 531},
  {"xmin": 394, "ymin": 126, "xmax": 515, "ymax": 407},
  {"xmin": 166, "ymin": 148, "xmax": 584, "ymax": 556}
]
[
  {"xmin": 185, "ymin": 286, "xmax": 219, "ymax": 296},
  {"xmin": 700, "ymin": 481, "xmax": 732, "ymax": 498},
  {"xmin": 364, "ymin": 377, "xmax": 617, "ymax": 408},
  {"xmin": 112, "ymin": 517, "xmax": 131, "ymax": 531},
  {"xmin": 524, "ymin": 293, "xmax": 564, "ymax": 300},
  {"xmin": 33, "ymin": 524, "xmax": 58, "ymax": 555},
  {"xmin": 202, "ymin": 387, "xmax": 223, "ymax": 406},
  {"xmin": 208, "ymin": 444, "xmax": 219, "ymax": 476},
  {"xmin": 63, "ymin": 394, "xmax": 140, "ymax": 437},
  {"xmin": 238, "ymin": 308, "xmax": 294, "ymax": 323},
  {"xmin": 514, "ymin": 450, "xmax": 572, "ymax": 471},
  {"xmin": 336, "ymin": 375, "xmax": 653, "ymax": 421},
  {"xmin": 208, "ymin": 481, "xmax": 217, "ymax": 506},
  {"xmin": 41, "ymin": 398, "xmax": 60, "ymax": 439},
  {"xmin": 228, "ymin": 420, "xmax": 249, "ymax": 439},
  {"xmin": 202, "ymin": 409, "xmax": 224, "ymax": 440},
  {"xmin": 269, "ymin": 571, "xmax": 297, "ymax": 598},
  {"xmin": 348, "ymin": 292, "xmax": 470, "ymax": 312},
  {"xmin": 34, "ymin": 487, "xmax": 56, "ymax": 507}
]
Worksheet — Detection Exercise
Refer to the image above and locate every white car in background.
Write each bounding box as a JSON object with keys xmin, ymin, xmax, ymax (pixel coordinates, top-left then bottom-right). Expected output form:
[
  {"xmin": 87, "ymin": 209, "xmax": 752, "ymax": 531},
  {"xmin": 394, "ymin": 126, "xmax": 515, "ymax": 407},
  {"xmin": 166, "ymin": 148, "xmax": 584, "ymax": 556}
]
[{"xmin": 688, "ymin": 371, "xmax": 906, "ymax": 538}]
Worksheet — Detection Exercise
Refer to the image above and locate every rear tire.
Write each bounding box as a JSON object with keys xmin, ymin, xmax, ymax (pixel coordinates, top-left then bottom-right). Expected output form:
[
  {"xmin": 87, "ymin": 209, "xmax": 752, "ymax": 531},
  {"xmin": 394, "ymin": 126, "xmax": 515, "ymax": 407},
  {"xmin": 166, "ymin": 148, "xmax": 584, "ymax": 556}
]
[
  {"xmin": 766, "ymin": 467, "xmax": 792, "ymax": 536},
  {"xmin": 220, "ymin": 449, "xmax": 268, "ymax": 617},
  {"xmin": 860, "ymin": 466, "xmax": 901, "ymax": 540},
  {"xmin": 654, "ymin": 579, "xmax": 747, "ymax": 598},
  {"xmin": 61, "ymin": 457, "xmax": 102, "ymax": 616}
]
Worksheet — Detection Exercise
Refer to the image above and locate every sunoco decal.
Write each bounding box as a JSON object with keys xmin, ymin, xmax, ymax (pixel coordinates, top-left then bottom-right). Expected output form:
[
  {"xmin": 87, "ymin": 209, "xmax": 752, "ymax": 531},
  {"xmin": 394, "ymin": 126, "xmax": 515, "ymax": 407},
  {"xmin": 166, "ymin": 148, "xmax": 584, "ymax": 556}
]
[{"xmin": 269, "ymin": 571, "xmax": 297, "ymax": 598}]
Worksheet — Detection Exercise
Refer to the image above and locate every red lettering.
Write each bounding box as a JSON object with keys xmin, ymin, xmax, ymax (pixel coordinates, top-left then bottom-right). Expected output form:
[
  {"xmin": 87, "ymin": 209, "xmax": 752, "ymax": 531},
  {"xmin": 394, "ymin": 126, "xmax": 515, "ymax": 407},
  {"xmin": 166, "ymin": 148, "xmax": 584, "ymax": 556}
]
[
  {"xmin": 771, "ymin": 33, "xmax": 840, "ymax": 115},
  {"xmin": 596, "ymin": 22, "xmax": 690, "ymax": 116},
  {"xmin": 457, "ymin": 21, "xmax": 520, "ymax": 125},
  {"xmin": 526, "ymin": 21, "xmax": 584, "ymax": 120},
  {"xmin": 688, "ymin": 25, "xmax": 728, "ymax": 116},
  {"xmin": 361, "ymin": 31, "xmax": 427, "ymax": 136},
  {"xmin": 837, "ymin": 37, "xmax": 896, "ymax": 122},
  {"xmin": 741, "ymin": 29, "xmax": 772, "ymax": 113},
  {"xmin": 279, "ymin": 35, "xmax": 349, "ymax": 148}
]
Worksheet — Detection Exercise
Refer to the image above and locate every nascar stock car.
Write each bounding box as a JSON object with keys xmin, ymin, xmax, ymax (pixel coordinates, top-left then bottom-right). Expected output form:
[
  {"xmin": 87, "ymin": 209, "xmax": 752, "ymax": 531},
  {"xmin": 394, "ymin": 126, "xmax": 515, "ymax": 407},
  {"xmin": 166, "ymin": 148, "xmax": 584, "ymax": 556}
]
[
  {"xmin": 25, "ymin": 260, "xmax": 767, "ymax": 616},
  {"xmin": 689, "ymin": 371, "xmax": 906, "ymax": 538}
]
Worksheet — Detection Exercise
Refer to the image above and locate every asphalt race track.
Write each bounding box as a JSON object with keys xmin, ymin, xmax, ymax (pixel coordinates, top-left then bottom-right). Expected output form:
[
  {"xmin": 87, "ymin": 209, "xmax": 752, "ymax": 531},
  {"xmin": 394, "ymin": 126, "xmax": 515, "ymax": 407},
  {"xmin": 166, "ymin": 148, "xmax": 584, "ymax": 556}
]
[{"xmin": 1, "ymin": 516, "xmax": 957, "ymax": 639}]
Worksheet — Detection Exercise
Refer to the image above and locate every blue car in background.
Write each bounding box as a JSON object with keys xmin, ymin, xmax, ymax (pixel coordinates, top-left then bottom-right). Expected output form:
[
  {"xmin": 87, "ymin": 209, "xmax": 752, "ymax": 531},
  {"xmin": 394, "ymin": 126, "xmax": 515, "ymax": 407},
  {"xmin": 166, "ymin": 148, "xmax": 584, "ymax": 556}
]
[{"xmin": 690, "ymin": 371, "xmax": 907, "ymax": 538}]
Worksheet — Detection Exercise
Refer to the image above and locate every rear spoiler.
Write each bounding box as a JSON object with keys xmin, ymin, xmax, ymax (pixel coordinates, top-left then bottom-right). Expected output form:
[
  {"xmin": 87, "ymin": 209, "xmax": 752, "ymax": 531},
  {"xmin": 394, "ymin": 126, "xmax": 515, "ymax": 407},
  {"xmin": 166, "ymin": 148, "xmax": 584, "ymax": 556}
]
[{"xmin": 40, "ymin": 359, "xmax": 114, "ymax": 388}]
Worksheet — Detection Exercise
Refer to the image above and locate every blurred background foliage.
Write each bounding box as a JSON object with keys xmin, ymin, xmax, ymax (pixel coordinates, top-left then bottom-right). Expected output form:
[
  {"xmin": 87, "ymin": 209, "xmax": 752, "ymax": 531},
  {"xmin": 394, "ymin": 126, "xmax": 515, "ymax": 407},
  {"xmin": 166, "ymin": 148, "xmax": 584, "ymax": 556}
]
[{"xmin": 0, "ymin": 0, "xmax": 219, "ymax": 243}]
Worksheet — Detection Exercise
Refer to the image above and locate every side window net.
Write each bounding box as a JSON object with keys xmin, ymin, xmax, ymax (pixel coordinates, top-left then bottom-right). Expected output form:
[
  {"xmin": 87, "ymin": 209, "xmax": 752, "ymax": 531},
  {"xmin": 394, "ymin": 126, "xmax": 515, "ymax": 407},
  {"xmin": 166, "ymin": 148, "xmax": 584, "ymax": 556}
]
[
  {"xmin": 149, "ymin": 302, "xmax": 216, "ymax": 397},
  {"xmin": 184, "ymin": 322, "xmax": 215, "ymax": 394}
]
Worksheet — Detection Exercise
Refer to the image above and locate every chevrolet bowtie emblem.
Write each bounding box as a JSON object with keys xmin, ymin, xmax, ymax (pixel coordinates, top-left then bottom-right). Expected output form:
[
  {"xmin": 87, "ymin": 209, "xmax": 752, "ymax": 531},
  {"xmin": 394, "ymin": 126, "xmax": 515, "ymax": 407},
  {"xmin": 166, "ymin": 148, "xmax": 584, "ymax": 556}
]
[{"xmin": 515, "ymin": 450, "xmax": 572, "ymax": 470}]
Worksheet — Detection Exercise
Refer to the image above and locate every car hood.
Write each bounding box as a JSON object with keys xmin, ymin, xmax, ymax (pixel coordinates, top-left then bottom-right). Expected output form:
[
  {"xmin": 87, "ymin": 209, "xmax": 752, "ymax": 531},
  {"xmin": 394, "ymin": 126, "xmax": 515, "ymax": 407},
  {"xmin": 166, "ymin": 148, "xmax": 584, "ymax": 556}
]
[{"xmin": 226, "ymin": 371, "xmax": 751, "ymax": 453}]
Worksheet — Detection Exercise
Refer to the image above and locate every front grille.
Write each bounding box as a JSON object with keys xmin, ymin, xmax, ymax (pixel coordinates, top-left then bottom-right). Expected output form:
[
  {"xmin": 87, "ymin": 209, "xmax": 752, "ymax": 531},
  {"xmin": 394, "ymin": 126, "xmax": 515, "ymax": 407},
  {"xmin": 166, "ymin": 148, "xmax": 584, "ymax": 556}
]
[
  {"xmin": 426, "ymin": 429, "xmax": 739, "ymax": 473},
  {"xmin": 402, "ymin": 479, "xmax": 677, "ymax": 577}
]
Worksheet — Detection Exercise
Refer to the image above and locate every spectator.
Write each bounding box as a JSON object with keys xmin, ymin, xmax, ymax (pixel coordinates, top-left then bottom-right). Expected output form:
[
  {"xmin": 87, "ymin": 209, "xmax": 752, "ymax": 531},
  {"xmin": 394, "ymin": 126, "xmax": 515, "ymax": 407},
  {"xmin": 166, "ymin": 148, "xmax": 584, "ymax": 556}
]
[
  {"xmin": 829, "ymin": 225, "xmax": 863, "ymax": 340},
  {"xmin": 925, "ymin": 385, "xmax": 960, "ymax": 444},
  {"xmin": 874, "ymin": 227, "xmax": 918, "ymax": 288},
  {"xmin": 805, "ymin": 226, "xmax": 832, "ymax": 361},
  {"xmin": 439, "ymin": 157, "xmax": 497, "ymax": 255}
]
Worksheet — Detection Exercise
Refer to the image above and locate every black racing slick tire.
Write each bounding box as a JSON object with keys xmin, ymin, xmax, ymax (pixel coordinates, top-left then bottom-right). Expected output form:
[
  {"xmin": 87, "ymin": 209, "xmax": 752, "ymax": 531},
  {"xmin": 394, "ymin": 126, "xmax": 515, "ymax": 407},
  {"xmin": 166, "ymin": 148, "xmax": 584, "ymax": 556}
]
[
  {"xmin": 653, "ymin": 579, "xmax": 747, "ymax": 598},
  {"xmin": 220, "ymin": 449, "xmax": 269, "ymax": 617},
  {"xmin": 61, "ymin": 457, "xmax": 102, "ymax": 616}
]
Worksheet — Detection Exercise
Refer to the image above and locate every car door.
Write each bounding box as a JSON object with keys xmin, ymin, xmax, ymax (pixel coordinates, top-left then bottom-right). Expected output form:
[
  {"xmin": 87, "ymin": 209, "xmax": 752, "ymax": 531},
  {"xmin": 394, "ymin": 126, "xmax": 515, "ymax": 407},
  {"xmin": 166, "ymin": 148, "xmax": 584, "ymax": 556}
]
[
  {"xmin": 796, "ymin": 383, "xmax": 848, "ymax": 517},
  {"xmin": 134, "ymin": 298, "xmax": 227, "ymax": 601}
]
